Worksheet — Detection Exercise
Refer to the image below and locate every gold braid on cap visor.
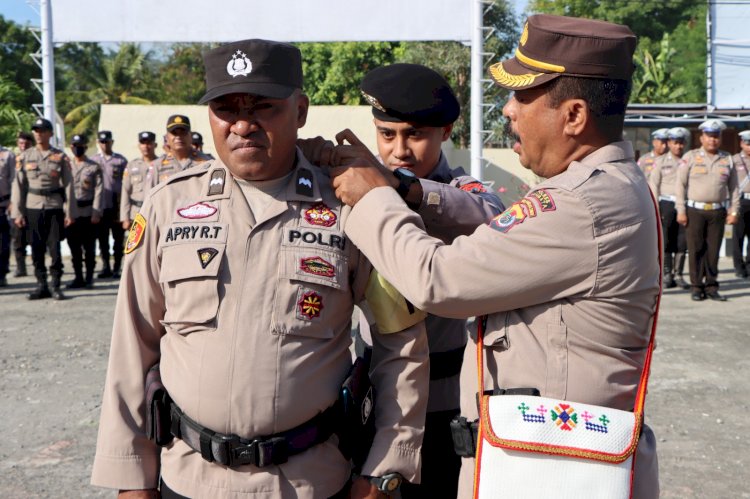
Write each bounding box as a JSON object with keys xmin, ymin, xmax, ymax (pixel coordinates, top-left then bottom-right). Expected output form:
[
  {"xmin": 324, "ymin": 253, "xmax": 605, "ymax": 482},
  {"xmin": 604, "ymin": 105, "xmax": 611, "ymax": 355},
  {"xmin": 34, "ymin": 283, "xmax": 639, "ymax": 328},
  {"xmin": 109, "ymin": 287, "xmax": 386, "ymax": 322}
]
[{"xmin": 489, "ymin": 62, "xmax": 542, "ymax": 88}]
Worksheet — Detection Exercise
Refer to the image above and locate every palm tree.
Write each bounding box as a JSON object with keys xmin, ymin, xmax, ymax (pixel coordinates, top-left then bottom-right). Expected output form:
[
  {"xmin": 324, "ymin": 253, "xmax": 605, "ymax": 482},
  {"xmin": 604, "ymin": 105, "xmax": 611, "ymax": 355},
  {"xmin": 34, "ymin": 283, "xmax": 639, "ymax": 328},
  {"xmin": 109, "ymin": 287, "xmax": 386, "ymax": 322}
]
[{"xmin": 63, "ymin": 43, "xmax": 152, "ymax": 136}]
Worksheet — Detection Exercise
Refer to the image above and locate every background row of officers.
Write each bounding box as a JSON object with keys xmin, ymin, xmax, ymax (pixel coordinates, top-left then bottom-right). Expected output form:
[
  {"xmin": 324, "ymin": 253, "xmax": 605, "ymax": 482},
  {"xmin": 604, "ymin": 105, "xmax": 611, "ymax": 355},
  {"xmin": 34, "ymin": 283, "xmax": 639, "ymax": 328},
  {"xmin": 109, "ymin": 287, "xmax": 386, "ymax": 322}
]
[
  {"xmin": 638, "ymin": 121, "xmax": 750, "ymax": 301},
  {"xmin": 0, "ymin": 116, "xmax": 212, "ymax": 297}
]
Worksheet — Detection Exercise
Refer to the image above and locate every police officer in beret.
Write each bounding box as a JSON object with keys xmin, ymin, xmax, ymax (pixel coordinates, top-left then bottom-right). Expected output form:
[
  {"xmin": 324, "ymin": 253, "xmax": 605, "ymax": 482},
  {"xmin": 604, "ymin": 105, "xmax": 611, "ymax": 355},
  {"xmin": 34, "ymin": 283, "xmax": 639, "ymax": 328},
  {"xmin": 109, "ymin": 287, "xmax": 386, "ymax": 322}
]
[
  {"xmin": 191, "ymin": 131, "xmax": 215, "ymax": 160},
  {"xmin": 91, "ymin": 130, "xmax": 128, "ymax": 279},
  {"xmin": 11, "ymin": 117, "xmax": 76, "ymax": 300},
  {"xmin": 676, "ymin": 119, "xmax": 740, "ymax": 301},
  {"xmin": 67, "ymin": 134, "xmax": 103, "ymax": 289},
  {"xmin": 144, "ymin": 116, "xmax": 211, "ymax": 192},
  {"xmin": 0, "ymin": 142, "xmax": 15, "ymax": 287},
  {"xmin": 91, "ymin": 38, "xmax": 428, "ymax": 499},
  {"xmin": 731, "ymin": 130, "xmax": 750, "ymax": 278},
  {"xmin": 649, "ymin": 126, "xmax": 690, "ymax": 289},
  {"xmin": 638, "ymin": 128, "xmax": 668, "ymax": 180},
  {"xmin": 330, "ymin": 14, "xmax": 660, "ymax": 498},
  {"xmin": 301, "ymin": 62, "xmax": 504, "ymax": 498},
  {"xmin": 120, "ymin": 131, "xmax": 158, "ymax": 230}
]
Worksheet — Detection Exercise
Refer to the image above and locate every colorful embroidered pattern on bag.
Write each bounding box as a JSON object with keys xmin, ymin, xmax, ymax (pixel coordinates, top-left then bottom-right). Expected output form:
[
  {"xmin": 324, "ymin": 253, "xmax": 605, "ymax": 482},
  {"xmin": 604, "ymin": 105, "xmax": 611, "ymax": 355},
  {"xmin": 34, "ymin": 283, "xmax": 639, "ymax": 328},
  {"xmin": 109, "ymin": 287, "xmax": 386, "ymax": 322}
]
[
  {"xmin": 517, "ymin": 402, "xmax": 546, "ymax": 423},
  {"xmin": 516, "ymin": 400, "xmax": 611, "ymax": 434},
  {"xmin": 551, "ymin": 403, "xmax": 578, "ymax": 430},
  {"xmin": 583, "ymin": 412, "xmax": 610, "ymax": 433}
]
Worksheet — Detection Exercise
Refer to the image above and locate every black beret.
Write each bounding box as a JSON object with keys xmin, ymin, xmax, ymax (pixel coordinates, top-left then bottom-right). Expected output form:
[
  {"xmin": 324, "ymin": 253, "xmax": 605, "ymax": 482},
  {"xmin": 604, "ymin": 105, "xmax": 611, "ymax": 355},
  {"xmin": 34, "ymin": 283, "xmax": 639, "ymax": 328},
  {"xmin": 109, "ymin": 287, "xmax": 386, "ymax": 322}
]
[
  {"xmin": 70, "ymin": 134, "xmax": 87, "ymax": 145},
  {"xmin": 31, "ymin": 118, "xmax": 53, "ymax": 131},
  {"xmin": 199, "ymin": 39, "xmax": 303, "ymax": 104},
  {"xmin": 191, "ymin": 132, "xmax": 203, "ymax": 144},
  {"xmin": 360, "ymin": 63, "xmax": 460, "ymax": 127},
  {"xmin": 98, "ymin": 130, "xmax": 113, "ymax": 142},
  {"xmin": 139, "ymin": 131, "xmax": 156, "ymax": 142}
]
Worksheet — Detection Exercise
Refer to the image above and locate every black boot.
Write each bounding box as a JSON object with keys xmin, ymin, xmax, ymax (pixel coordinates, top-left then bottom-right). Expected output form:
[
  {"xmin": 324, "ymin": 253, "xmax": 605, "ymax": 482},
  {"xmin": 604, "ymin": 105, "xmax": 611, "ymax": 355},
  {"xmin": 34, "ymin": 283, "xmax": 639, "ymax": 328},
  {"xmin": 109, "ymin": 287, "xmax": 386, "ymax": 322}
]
[
  {"xmin": 13, "ymin": 259, "xmax": 27, "ymax": 277},
  {"xmin": 67, "ymin": 270, "xmax": 86, "ymax": 289},
  {"xmin": 98, "ymin": 262, "xmax": 113, "ymax": 279},
  {"xmin": 51, "ymin": 275, "xmax": 66, "ymax": 300},
  {"xmin": 663, "ymin": 253, "xmax": 675, "ymax": 289},
  {"xmin": 85, "ymin": 266, "xmax": 94, "ymax": 289},
  {"xmin": 28, "ymin": 277, "xmax": 51, "ymax": 300},
  {"xmin": 674, "ymin": 252, "xmax": 689, "ymax": 289},
  {"xmin": 0, "ymin": 275, "xmax": 7, "ymax": 287}
]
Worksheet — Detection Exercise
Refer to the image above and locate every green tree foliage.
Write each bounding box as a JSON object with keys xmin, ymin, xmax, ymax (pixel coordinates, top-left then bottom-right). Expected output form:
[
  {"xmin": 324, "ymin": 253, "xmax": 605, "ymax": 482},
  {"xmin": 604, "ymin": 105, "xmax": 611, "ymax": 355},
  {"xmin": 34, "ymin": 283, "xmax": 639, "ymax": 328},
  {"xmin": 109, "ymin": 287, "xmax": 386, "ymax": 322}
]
[
  {"xmin": 0, "ymin": 15, "xmax": 39, "ymax": 143},
  {"xmin": 297, "ymin": 42, "xmax": 403, "ymax": 105},
  {"xmin": 528, "ymin": 0, "xmax": 707, "ymax": 103},
  {"xmin": 149, "ymin": 43, "xmax": 214, "ymax": 104},
  {"xmin": 0, "ymin": 75, "xmax": 35, "ymax": 145},
  {"xmin": 58, "ymin": 43, "xmax": 152, "ymax": 137}
]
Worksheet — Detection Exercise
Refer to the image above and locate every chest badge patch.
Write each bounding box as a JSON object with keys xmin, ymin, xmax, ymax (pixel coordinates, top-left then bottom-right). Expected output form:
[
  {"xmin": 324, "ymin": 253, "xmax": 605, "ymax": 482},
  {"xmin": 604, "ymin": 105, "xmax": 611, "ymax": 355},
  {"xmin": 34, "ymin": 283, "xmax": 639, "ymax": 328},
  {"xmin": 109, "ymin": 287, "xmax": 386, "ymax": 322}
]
[
  {"xmin": 300, "ymin": 256, "xmax": 335, "ymax": 278},
  {"xmin": 197, "ymin": 247, "xmax": 219, "ymax": 269},
  {"xmin": 177, "ymin": 202, "xmax": 218, "ymax": 219},
  {"xmin": 298, "ymin": 291, "xmax": 324, "ymax": 320},
  {"xmin": 304, "ymin": 203, "xmax": 337, "ymax": 227},
  {"xmin": 124, "ymin": 213, "xmax": 147, "ymax": 254}
]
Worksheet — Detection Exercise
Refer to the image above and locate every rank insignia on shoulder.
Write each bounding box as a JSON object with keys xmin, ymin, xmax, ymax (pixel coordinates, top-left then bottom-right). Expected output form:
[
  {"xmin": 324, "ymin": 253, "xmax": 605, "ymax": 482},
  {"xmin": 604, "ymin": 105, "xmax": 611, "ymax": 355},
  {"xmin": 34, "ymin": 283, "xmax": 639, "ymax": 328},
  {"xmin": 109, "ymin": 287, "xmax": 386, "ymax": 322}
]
[
  {"xmin": 304, "ymin": 203, "xmax": 337, "ymax": 227},
  {"xmin": 529, "ymin": 189, "xmax": 556, "ymax": 212},
  {"xmin": 208, "ymin": 169, "xmax": 226, "ymax": 196},
  {"xmin": 296, "ymin": 169, "xmax": 314, "ymax": 197},
  {"xmin": 124, "ymin": 213, "xmax": 147, "ymax": 254},
  {"xmin": 298, "ymin": 290, "xmax": 324, "ymax": 320},
  {"xmin": 459, "ymin": 181, "xmax": 487, "ymax": 193},
  {"xmin": 489, "ymin": 193, "xmax": 548, "ymax": 234},
  {"xmin": 177, "ymin": 202, "xmax": 218, "ymax": 219},
  {"xmin": 197, "ymin": 247, "xmax": 219, "ymax": 269}
]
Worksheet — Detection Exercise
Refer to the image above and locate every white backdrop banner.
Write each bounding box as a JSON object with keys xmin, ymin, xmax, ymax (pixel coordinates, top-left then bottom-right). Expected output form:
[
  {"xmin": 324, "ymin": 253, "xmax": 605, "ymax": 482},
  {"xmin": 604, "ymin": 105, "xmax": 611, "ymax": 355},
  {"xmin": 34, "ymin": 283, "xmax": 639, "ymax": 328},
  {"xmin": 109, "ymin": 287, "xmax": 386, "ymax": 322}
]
[
  {"xmin": 710, "ymin": 1, "xmax": 750, "ymax": 108},
  {"xmin": 51, "ymin": 0, "xmax": 471, "ymax": 43}
]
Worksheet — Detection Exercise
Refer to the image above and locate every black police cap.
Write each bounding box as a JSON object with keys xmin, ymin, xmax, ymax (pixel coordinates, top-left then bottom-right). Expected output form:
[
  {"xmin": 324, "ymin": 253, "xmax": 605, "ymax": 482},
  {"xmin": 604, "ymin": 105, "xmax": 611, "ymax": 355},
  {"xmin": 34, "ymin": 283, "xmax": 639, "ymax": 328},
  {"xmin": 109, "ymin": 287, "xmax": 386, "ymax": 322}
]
[
  {"xmin": 191, "ymin": 132, "xmax": 203, "ymax": 144},
  {"xmin": 31, "ymin": 118, "xmax": 53, "ymax": 131},
  {"xmin": 70, "ymin": 134, "xmax": 87, "ymax": 146},
  {"xmin": 199, "ymin": 39, "xmax": 303, "ymax": 104},
  {"xmin": 98, "ymin": 130, "xmax": 113, "ymax": 142},
  {"xmin": 166, "ymin": 115, "xmax": 191, "ymax": 132},
  {"xmin": 139, "ymin": 131, "xmax": 156, "ymax": 142},
  {"xmin": 360, "ymin": 63, "xmax": 460, "ymax": 127}
]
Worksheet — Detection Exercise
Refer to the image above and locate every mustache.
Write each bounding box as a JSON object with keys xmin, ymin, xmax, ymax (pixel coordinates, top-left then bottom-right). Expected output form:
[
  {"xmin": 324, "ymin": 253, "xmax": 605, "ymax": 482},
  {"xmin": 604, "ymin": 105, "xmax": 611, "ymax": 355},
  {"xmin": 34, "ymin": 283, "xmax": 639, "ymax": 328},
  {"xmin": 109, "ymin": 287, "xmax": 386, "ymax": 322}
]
[{"xmin": 503, "ymin": 119, "xmax": 520, "ymax": 144}]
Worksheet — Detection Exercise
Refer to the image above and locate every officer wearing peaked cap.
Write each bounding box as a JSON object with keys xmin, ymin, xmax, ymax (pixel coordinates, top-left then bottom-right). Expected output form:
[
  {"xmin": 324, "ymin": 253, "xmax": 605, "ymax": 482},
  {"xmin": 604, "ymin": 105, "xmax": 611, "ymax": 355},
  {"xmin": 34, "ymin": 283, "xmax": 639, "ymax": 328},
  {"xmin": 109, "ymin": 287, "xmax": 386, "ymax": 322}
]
[
  {"xmin": 731, "ymin": 130, "xmax": 750, "ymax": 278},
  {"xmin": 650, "ymin": 127, "xmax": 690, "ymax": 289},
  {"xmin": 11, "ymin": 117, "xmax": 76, "ymax": 299},
  {"xmin": 120, "ymin": 131, "xmax": 158, "ymax": 230},
  {"xmin": 330, "ymin": 14, "xmax": 660, "ymax": 498},
  {"xmin": 144, "ymin": 115, "xmax": 210, "ymax": 190},
  {"xmin": 91, "ymin": 38, "xmax": 428, "ymax": 499},
  {"xmin": 638, "ymin": 128, "xmax": 669, "ymax": 180},
  {"xmin": 676, "ymin": 119, "xmax": 740, "ymax": 300},
  {"xmin": 300, "ymin": 62, "xmax": 504, "ymax": 499}
]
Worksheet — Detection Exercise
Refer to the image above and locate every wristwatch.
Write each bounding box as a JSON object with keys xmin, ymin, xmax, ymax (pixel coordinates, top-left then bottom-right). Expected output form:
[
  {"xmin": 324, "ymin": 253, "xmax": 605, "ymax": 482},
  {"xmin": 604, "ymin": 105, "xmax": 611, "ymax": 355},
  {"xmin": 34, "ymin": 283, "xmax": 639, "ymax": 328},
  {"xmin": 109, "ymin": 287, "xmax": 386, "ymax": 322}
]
[
  {"xmin": 364, "ymin": 472, "xmax": 403, "ymax": 494},
  {"xmin": 392, "ymin": 167, "xmax": 419, "ymax": 199}
]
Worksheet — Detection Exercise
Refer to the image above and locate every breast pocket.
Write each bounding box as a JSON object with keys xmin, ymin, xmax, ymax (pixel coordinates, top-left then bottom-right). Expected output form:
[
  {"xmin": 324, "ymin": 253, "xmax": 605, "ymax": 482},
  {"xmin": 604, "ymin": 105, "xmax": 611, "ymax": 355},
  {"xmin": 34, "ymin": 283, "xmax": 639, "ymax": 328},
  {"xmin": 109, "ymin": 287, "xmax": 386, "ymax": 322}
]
[
  {"xmin": 159, "ymin": 243, "xmax": 225, "ymax": 334},
  {"xmin": 271, "ymin": 247, "xmax": 351, "ymax": 338}
]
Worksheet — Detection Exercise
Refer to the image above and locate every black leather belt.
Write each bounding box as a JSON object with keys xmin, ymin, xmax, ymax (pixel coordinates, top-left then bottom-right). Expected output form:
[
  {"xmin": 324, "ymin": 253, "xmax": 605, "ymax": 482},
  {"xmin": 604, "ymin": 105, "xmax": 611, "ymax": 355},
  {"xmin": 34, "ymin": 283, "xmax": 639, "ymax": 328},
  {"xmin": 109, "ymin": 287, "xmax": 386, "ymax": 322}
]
[
  {"xmin": 29, "ymin": 187, "xmax": 63, "ymax": 196},
  {"xmin": 169, "ymin": 401, "xmax": 339, "ymax": 468},
  {"xmin": 130, "ymin": 198, "xmax": 143, "ymax": 207},
  {"xmin": 77, "ymin": 199, "xmax": 93, "ymax": 207},
  {"xmin": 429, "ymin": 345, "xmax": 466, "ymax": 380}
]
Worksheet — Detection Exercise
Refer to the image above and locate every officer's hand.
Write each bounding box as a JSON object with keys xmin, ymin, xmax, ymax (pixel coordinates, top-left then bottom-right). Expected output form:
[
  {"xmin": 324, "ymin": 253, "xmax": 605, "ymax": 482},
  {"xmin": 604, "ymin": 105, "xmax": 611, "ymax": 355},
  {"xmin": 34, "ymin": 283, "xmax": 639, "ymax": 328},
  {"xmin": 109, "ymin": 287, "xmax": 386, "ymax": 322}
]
[
  {"xmin": 14, "ymin": 216, "xmax": 26, "ymax": 228},
  {"xmin": 677, "ymin": 213, "xmax": 688, "ymax": 226},
  {"xmin": 117, "ymin": 489, "xmax": 159, "ymax": 499},
  {"xmin": 92, "ymin": 215, "xmax": 101, "ymax": 224},
  {"xmin": 64, "ymin": 217, "xmax": 74, "ymax": 227},
  {"xmin": 122, "ymin": 220, "xmax": 132, "ymax": 230},
  {"xmin": 349, "ymin": 477, "xmax": 387, "ymax": 499},
  {"xmin": 297, "ymin": 136, "xmax": 336, "ymax": 167},
  {"xmin": 727, "ymin": 213, "xmax": 738, "ymax": 225},
  {"xmin": 330, "ymin": 162, "xmax": 391, "ymax": 207}
]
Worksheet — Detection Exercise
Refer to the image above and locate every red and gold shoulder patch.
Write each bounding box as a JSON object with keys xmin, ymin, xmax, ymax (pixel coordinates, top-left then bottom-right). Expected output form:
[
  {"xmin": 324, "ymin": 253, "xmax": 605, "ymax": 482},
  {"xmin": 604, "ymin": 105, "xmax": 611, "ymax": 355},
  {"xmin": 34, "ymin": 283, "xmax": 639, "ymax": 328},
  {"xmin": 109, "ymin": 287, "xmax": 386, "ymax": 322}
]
[
  {"xmin": 488, "ymin": 189, "xmax": 555, "ymax": 234},
  {"xmin": 459, "ymin": 181, "xmax": 487, "ymax": 193},
  {"xmin": 304, "ymin": 203, "xmax": 337, "ymax": 227},
  {"xmin": 300, "ymin": 256, "xmax": 335, "ymax": 278},
  {"xmin": 529, "ymin": 189, "xmax": 556, "ymax": 212},
  {"xmin": 298, "ymin": 290, "xmax": 324, "ymax": 320},
  {"xmin": 124, "ymin": 213, "xmax": 147, "ymax": 254}
]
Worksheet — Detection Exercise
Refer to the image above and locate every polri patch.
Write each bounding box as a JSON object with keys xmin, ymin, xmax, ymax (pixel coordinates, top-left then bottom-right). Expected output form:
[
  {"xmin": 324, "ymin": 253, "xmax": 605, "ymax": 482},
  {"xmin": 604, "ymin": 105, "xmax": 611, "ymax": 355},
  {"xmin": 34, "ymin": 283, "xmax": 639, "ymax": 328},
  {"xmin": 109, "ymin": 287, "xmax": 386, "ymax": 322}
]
[
  {"xmin": 177, "ymin": 202, "xmax": 218, "ymax": 219},
  {"xmin": 208, "ymin": 169, "xmax": 226, "ymax": 196},
  {"xmin": 304, "ymin": 203, "xmax": 337, "ymax": 227},
  {"xmin": 298, "ymin": 290, "xmax": 324, "ymax": 320},
  {"xmin": 300, "ymin": 256, "xmax": 335, "ymax": 278},
  {"xmin": 197, "ymin": 247, "xmax": 219, "ymax": 269},
  {"xmin": 296, "ymin": 169, "xmax": 314, "ymax": 197},
  {"xmin": 124, "ymin": 213, "xmax": 147, "ymax": 254}
]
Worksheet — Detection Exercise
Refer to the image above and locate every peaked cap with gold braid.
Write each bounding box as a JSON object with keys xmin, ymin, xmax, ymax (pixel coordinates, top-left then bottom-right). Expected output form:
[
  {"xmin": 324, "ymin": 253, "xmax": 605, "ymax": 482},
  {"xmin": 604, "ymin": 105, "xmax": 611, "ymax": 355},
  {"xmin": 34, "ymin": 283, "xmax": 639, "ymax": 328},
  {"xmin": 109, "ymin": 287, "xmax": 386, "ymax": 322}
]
[{"xmin": 489, "ymin": 14, "xmax": 636, "ymax": 91}]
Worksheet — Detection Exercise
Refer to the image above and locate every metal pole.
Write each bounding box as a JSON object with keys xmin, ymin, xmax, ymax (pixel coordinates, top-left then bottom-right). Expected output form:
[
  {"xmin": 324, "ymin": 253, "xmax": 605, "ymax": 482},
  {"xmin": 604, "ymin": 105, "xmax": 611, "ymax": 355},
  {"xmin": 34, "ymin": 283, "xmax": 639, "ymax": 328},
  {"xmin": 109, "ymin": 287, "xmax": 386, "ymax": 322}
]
[
  {"xmin": 40, "ymin": 0, "xmax": 58, "ymax": 141},
  {"xmin": 470, "ymin": 0, "xmax": 483, "ymax": 181},
  {"xmin": 706, "ymin": 0, "xmax": 713, "ymax": 107}
]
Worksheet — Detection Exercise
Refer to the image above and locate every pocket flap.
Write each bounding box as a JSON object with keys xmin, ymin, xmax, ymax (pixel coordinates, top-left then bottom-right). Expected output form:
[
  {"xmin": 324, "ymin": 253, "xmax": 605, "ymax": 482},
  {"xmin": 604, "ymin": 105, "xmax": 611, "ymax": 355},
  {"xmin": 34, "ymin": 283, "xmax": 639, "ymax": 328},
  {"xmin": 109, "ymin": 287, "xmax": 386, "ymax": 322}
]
[
  {"xmin": 159, "ymin": 243, "xmax": 225, "ymax": 283},
  {"xmin": 480, "ymin": 394, "xmax": 641, "ymax": 463}
]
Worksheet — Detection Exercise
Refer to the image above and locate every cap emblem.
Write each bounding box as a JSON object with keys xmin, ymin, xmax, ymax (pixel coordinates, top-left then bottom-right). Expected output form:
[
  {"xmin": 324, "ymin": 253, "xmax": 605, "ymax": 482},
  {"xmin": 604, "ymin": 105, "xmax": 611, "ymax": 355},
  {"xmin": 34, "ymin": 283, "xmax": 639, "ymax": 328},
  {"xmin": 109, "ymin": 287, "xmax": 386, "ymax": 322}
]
[
  {"xmin": 227, "ymin": 50, "xmax": 252, "ymax": 77},
  {"xmin": 361, "ymin": 90, "xmax": 386, "ymax": 112},
  {"xmin": 520, "ymin": 22, "xmax": 529, "ymax": 46}
]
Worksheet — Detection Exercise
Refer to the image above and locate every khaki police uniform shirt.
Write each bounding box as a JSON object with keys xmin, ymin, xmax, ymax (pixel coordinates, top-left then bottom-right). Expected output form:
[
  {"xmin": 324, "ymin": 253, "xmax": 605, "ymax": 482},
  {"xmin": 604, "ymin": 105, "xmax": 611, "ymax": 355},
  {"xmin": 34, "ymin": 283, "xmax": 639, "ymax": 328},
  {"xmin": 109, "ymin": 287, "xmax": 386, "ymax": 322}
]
[
  {"xmin": 91, "ymin": 151, "xmax": 128, "ymax": 210},
  {"xmin": 120, "ymin": 157, "xmax": 153, "ymax": 222},
  {"xmin": 732, "ymin": 152, "xmax": 750, "ymax": 200},
  {"xmin": 648, "ymin": 152, "xmax": 681, "ymax": 199},
  {"xmin": 10, "ymin": 147, "xmax": 75, "ymax": 219},
  {"xmin": 0, "ymin": 147, "xmax": 15, "ymax": 210},
  {"xmin": 71, "ymin": 157, "xmax": 104, "ymax": 219},
  {"xmin": 146, "ymin": 151, "xmax": 210, "ymax": 189},
  {"xmin": 637, "ymin": 151, "xmax": 660, "ymax": 180},
  {"xmin": 359, "ymin": 154, "xmax": 503, "ymax": 413},
  {"xmin": 91, "ymin": 153, "xmax": 429, "ymax": 498},
  {"xmin": 345, "ymin": 142, "xmax": 660, "ymax": 499},
  {"xmin": 675, "ymin": 147, "xmax": 740, "ymax": 214}
]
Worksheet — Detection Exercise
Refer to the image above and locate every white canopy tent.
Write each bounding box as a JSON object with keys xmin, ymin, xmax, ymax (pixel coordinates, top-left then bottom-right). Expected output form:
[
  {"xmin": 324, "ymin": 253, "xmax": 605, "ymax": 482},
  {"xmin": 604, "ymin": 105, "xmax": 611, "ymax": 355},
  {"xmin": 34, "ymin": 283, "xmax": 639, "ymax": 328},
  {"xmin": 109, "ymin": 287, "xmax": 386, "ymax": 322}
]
[{"xmin": 35, "ymin": 0, "xmax": 490, "ymax": 179}]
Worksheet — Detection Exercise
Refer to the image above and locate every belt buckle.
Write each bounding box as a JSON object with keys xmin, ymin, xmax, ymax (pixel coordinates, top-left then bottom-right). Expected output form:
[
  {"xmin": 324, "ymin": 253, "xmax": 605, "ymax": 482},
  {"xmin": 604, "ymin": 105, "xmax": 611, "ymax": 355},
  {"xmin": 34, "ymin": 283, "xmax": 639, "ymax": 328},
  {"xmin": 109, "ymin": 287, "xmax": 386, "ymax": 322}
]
[
  {"xmin": 227, "ymin": 437, "xmax": 259, "ymax": 467},
  {"xmin": 706, "ymin": 203, "xmax": 715, "ymax": 210}
]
